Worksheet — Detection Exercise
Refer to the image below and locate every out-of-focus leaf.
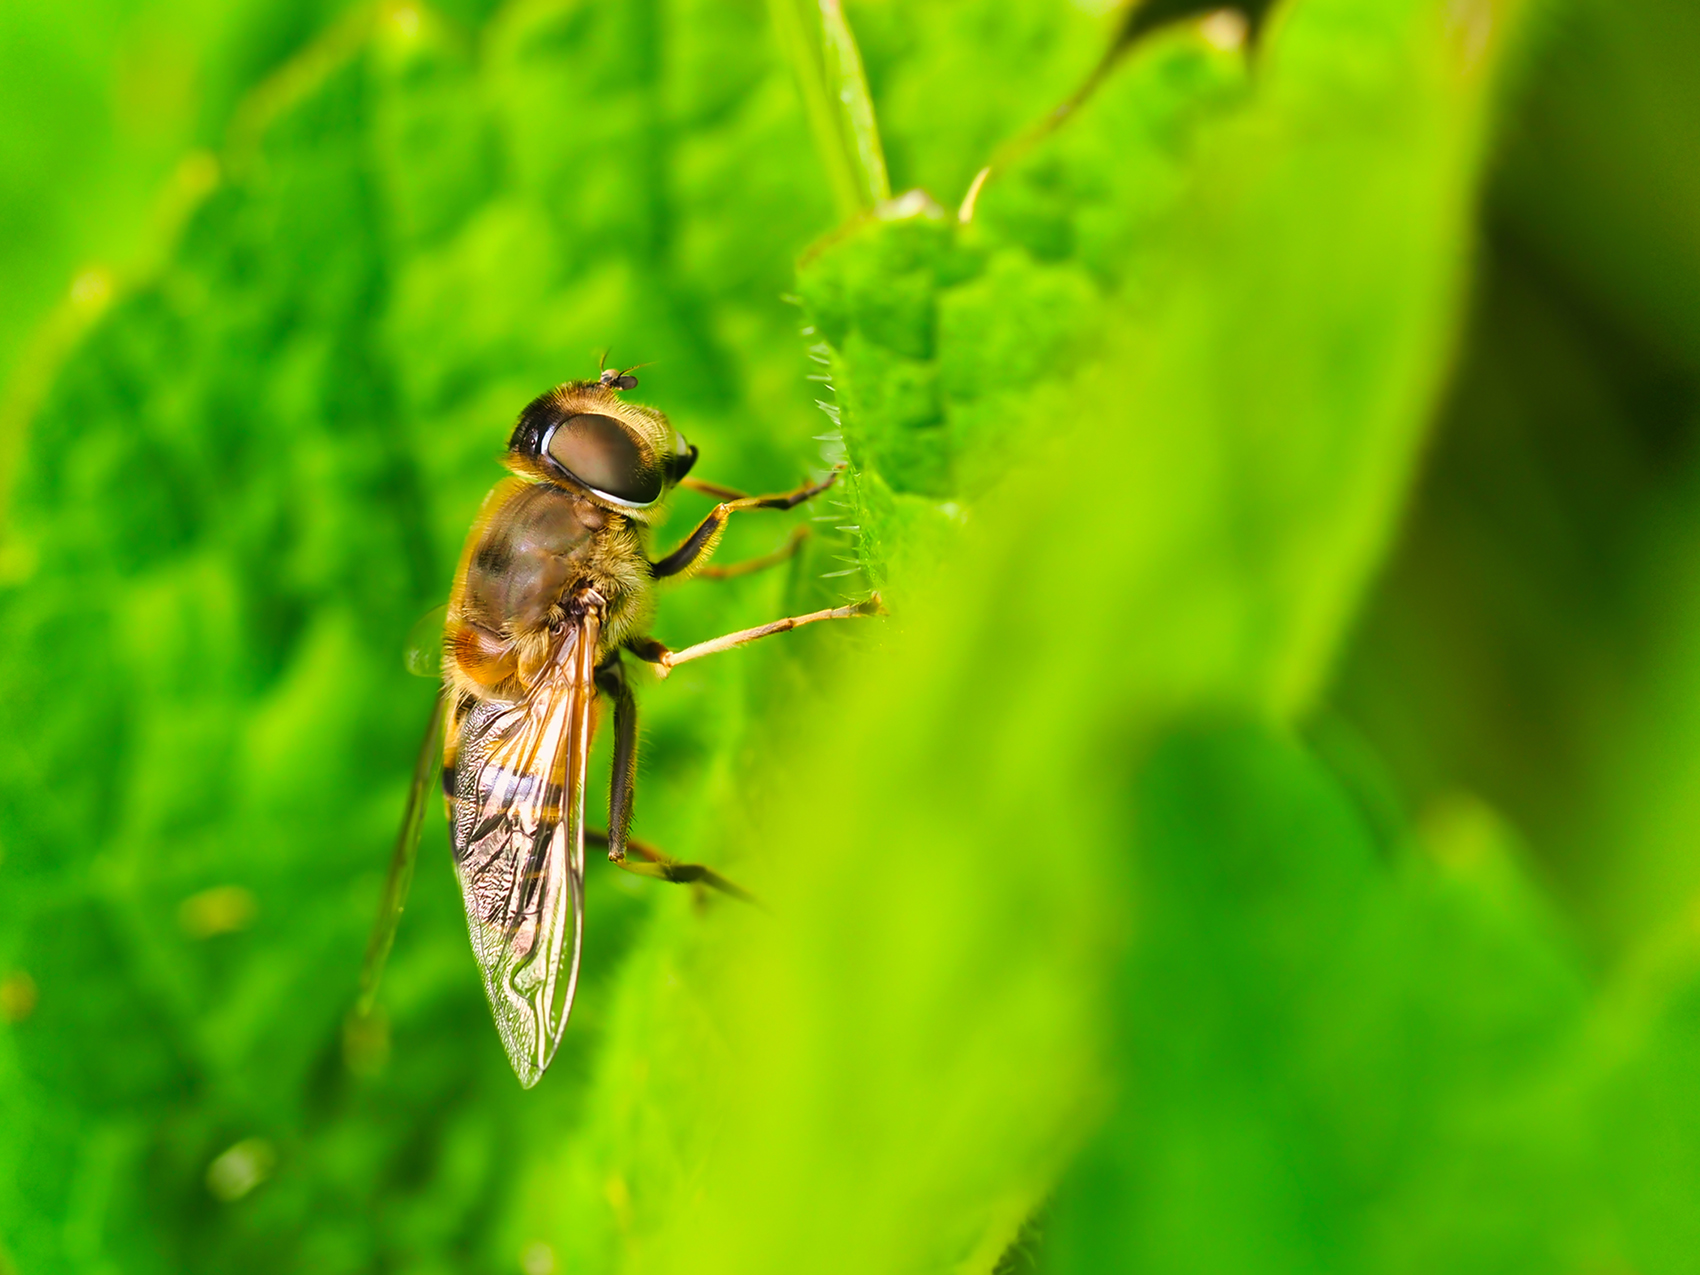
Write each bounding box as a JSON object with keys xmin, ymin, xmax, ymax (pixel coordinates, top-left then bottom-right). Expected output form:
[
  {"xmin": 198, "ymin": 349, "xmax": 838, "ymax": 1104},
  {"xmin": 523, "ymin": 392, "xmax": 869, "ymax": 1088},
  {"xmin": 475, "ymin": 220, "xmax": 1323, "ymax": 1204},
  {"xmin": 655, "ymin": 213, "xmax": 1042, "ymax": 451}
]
[
  {"xmin": 1048, "ymin": 725, "xmax": 1595, "ymax": 1273},
  {"xmin": 1328, "ymin": 0, "xmax": 1700, "ymax": 951},
  {"xmin": 0, "ymin": 0, "xmax": 353, "ymax": 491},
  {"xmin": 1496, "ymin": 0, "xmax": 1700, "ymax": 373},
  {"xmin": 1593, "ymin": 935, "xmax": 1700, "ymax": 1275}
]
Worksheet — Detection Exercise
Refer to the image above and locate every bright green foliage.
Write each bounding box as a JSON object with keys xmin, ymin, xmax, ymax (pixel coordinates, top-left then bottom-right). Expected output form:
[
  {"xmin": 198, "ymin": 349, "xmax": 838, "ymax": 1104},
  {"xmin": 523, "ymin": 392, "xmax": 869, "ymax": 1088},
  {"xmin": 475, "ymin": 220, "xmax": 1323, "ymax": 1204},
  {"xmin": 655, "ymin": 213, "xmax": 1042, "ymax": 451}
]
[
  {"xmin": 1333, "ymin": 0, "xmax": 1700, "ymax": 950},
  {"xmin": 0, "ymin": 3, "xmax": 839, "ymax": 1270},
  {"xmin": 1046, "ymin": 728, "xmax": 1597, "ymax": 1273},
  {"xmin": 3, "ymin": 0, "xmax": 1699, "ymax": 1272}
]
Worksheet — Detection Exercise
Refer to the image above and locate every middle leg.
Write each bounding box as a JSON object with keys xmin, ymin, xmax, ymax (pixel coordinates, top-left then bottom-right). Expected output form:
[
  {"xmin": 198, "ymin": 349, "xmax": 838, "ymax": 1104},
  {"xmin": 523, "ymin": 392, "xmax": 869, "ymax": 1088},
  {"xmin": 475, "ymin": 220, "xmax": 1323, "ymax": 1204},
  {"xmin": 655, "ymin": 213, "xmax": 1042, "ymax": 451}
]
[
  {"xmin": 695, "ymin": 524, "xmax": 811, "ymax": 580},
  {"xmin": 651, "ymin": 469, "xmax": 840, "ymax": 579}
]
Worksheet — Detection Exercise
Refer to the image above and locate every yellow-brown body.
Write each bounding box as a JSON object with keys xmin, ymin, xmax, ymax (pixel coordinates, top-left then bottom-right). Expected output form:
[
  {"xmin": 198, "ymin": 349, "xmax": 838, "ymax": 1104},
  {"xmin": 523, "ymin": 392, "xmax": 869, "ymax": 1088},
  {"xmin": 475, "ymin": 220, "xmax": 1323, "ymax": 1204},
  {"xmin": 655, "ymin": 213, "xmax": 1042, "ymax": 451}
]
[
  {"xmin": 445, "ymin": 478, "xmax": 651, "ymax": 701},
  {"xmin": 439, "ymin": 377, "xmax": 681, "ymax": 778}
]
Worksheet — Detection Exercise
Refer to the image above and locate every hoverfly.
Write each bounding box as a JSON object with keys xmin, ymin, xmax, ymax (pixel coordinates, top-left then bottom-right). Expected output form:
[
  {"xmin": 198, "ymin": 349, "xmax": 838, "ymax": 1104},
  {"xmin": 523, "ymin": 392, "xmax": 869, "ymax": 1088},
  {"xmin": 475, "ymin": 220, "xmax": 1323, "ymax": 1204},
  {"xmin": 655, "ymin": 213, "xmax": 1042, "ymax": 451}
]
[{"xmin": 358, "ymin": 368, "xmax": 877, "ymax": 1086}]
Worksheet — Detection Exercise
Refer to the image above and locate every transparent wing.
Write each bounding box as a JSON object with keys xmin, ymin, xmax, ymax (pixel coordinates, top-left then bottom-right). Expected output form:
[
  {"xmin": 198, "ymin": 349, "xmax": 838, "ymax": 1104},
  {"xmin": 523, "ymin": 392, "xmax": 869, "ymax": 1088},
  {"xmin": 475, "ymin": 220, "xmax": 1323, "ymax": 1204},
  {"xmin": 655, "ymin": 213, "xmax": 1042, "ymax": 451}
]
[
  {"xmin": 357, "ymin": 690, "xmax": 446, "ymax": 1015},
  {"xmin": 403, "ymin": 603, "xmax": 449, "ymax": 678},
  {"xmin": 449, "ymin": 609, "xmax": 600, "ymax": 1087}
]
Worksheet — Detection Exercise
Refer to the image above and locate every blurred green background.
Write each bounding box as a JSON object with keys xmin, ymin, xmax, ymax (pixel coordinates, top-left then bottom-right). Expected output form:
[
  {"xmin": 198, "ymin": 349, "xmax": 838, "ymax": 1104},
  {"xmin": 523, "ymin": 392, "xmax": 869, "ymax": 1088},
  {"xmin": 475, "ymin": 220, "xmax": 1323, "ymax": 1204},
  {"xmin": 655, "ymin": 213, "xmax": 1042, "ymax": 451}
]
[{"xmin": 3, "ymin": 0, "xmax": 1699, "ymax": 1270}]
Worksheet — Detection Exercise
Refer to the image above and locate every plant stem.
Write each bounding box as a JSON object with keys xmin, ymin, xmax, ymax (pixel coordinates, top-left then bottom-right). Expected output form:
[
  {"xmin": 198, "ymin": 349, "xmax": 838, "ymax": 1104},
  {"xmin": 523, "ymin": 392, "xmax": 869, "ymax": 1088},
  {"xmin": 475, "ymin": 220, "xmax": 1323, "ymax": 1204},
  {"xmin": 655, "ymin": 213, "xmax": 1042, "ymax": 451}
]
[
  {"xmin": 769, "ymin": 0, "xmax": 890, "ymax": 218},
  {"xmin": 817, "ymin": 0, "xmax": 890, "ymax": 207}
]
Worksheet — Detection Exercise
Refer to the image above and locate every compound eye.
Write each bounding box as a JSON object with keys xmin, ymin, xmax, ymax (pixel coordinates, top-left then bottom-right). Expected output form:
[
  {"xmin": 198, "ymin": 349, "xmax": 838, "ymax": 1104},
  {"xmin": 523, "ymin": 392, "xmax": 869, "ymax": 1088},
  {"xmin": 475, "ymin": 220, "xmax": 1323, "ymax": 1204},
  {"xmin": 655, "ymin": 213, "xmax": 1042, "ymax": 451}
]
[
  {"xmin": 668, "ymin": 432, "xmax": 698, "ymax": 483},
  {"xmin": 545, "ymin": 413, "xmax": 663, "ymax": 505}
]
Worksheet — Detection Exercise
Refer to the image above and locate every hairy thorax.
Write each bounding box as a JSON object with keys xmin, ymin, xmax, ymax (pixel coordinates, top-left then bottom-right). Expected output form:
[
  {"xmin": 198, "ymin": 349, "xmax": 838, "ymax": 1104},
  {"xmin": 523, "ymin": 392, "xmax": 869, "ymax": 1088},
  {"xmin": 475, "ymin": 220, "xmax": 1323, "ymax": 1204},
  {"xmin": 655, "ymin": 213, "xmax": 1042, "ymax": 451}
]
[{"xmin": 446, "ymin": 478, "xmax": 653, "ymax": 701}]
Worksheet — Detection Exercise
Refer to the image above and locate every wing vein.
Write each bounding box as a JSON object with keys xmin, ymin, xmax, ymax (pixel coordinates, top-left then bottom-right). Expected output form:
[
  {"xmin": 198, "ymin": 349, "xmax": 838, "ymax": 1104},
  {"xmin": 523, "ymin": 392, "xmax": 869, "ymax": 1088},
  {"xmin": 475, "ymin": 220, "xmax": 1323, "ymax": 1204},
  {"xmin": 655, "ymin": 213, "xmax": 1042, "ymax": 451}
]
[{"xmin": 447, "ymin": 598, "xmax": 601, "ymax": 1086}]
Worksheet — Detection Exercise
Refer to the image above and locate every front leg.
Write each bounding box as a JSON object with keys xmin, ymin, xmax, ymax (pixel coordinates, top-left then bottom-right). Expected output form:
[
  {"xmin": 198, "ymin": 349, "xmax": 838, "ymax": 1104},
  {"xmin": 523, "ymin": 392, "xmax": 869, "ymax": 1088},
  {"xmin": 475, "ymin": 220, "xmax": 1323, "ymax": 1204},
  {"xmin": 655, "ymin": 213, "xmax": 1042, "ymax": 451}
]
[{"xmin": 650, "ymin": 469, "xmax": 840, "ymax": 580}]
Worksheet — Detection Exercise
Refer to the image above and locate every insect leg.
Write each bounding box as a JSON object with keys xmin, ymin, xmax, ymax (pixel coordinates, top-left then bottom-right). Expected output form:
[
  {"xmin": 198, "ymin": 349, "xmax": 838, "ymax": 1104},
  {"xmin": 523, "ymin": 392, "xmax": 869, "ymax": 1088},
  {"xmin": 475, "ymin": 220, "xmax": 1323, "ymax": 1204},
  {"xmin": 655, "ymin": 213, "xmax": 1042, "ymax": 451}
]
[
  {"xmin": 651, "ymin": 469, "xmax": 841, "ymax": 579},
  {"xmin": 695, "ymin": 525, "xmax": 811, "ymax": 580},
  {"xmin": 584, "ymin": 829, "xmax": 759, "ymax": 905},
  {"xmin": 589, "ymin": 656, "xmax": 756, "ymax": 901},
  {"xmin": 679, "ymin": 477, "xmax": 748, "ymax": 501},
  {"xmin": 594, "ymin": 654, "xmax": 639, "ymax": 862},
  {"xmin": 625, "ymin": 593, "xmax": 882, "ymax": 679},
  {"xmin": 357, "ymin": 689, "xmax": 446, "ymax": 1015}
]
